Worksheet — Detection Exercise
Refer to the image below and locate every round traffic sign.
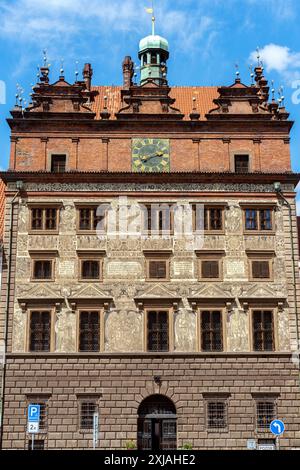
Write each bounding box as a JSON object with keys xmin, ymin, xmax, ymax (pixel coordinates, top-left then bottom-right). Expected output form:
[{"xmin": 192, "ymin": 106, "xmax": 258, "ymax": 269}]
[{"xmin": 270, "ymin": 419, "xmax": 285, "ymax": 436}]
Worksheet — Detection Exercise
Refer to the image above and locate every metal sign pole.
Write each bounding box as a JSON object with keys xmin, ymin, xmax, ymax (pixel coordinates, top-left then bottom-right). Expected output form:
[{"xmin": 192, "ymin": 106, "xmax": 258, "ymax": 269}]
[
  {"xmin": 93, "ymin": 412, "xmax": 99, "ymax": 450},
  {"xmin": 32, "ymin": 433, "xmax": 34, "ymax": 451}
]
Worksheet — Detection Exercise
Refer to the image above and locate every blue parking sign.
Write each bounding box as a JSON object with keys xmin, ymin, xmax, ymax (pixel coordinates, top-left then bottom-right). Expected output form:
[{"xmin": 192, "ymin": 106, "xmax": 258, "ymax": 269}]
[{"xmin": 28, "ymin": 404, "xmax": 40, "ymax": 422}]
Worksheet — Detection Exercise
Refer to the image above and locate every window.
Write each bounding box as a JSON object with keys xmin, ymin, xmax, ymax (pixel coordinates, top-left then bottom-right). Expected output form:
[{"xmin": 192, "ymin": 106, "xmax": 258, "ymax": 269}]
[
  {"xmin": 200, "ymin": 260, "xmax": 220, "ymax": 280},
  {"xmin": 191, "ymin": 205, "xmax": 224, "ymax": 232},
  {"xmin": 147, "ymin": 259, "xmax": 168, "ymax": 280},
  {"xmin": 234, "ymin": 154, "xmax": 249, "ymax": 173},
  {"xmin": 80, "ymin": 260, "xmax": 101, "ymax": 280},
  {"xmin": 32, "ymin": 260, "xmax": 53, "ymax": 280},
  {"xmin": 256, "ymin": 400, "xmax": 276, "ymax": 430},
  {"xmin": 244, "ymin": 208, "xmax": 273, "ymax": 231},
  {"xmin": 28, "ymin": 439, "xmax": 45, "ymax": 450},
  {"xmin": 251, "ymin": 260, "xmax": 271, "ymax": 279},
  {"xmin": 51, "ymin": 154, "xmax": 66, "ymax": 173},
  {"xmin": 26, "ymin": 398, "xmax": 48, "ymax": 431},
  {"xmin": 78, "ymin": 207, "xmax": 105, "ymax": 232},
  {"xmin": 31, "ymin": 208, "xmax": 58, "ymax": 231},
  {"xmin": 151, "ymin": 53, "xmax": 157, "ymax": 64},
  {"xmin": 143, "ymin": 204, "xmax": 174, "ymax": 235},
  {"xmin": 147, "ymin": 310, "xmax": 169, "ymax": 352},
  {"xmin": 253, "ymin": 310, "xmax": 274, "ymax": 351},
  {"xmin": 80, "ymin": 400, "xmax": 98, "ymax": 430},
  {"xmin": 257, "ymin": 439, "xmax": 276, "ymax": 449},
  {"xmin": 260, "ymin": 209, "xmax": 272, "ymax": 230},
  {"xmin": 201, "ymin": 310, "xmax": 223, "ymax": 352},
  {"xmin": 79, "ymin": 311, "xmax": 100, "ymax": 352},
  {"xmin": 207, "ymin": 401, "xmax": 227, "ymax": 430},
  {"xmin": 204, "ymin": 207, "xmax": 223, "ymax": 231},
  {"xmin": 29, "ymin": 311, "xmax": 51, "ymax": 352}
]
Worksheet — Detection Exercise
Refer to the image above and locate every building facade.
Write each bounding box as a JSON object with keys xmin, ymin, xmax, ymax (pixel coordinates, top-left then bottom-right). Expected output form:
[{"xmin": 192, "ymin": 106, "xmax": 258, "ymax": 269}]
[{"xmin": 0, "ymin": 32, "xmax": 300, "ymax": 450}]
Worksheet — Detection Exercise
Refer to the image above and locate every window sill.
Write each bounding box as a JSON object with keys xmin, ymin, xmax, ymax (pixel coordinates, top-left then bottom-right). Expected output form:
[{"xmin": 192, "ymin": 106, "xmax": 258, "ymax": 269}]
[
  {"xmin": 29, "ymin": 230, "xmax": 59, "ymax": 235},
  {"xmin": 244, "ymin": 231, "xmax": 275, "ymax": 236}
]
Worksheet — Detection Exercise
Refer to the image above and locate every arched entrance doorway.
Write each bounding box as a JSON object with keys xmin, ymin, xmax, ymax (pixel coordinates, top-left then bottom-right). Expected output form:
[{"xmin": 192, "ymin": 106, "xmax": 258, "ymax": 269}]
[{"xmin": 137, "ymin": 394, "xmax": 177, "ymax": 450}]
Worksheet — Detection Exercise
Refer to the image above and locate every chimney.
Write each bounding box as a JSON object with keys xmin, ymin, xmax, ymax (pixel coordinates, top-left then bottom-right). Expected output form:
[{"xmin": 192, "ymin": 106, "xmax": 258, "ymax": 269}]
[
  {"xmin": 122, "ymin": 56, "xmax": 134, "ymax": 89},
  {"xmin": 83, "ymin": 63, "xmax": 93, "ymax": 91}
]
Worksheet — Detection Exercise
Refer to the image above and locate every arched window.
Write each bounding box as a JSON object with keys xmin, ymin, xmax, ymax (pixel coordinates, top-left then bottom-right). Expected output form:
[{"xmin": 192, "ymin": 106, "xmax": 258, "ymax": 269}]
[{"xmin": 151, "ymin": 53, "xmax": 157, "ymax": 64}]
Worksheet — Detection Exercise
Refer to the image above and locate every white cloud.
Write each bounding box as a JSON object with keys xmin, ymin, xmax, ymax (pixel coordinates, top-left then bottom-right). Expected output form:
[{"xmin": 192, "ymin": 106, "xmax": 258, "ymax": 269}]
[
  {"xmin": 250, "ymin": 44, "xmax": 300, "ymax": 85},
  {"xmin": 250, "ymin": 44, "xmax": 300, "ymax": 73},
  {"xmin": 0, "ymin": 0, "xmax": 218, "ymax": 55}
]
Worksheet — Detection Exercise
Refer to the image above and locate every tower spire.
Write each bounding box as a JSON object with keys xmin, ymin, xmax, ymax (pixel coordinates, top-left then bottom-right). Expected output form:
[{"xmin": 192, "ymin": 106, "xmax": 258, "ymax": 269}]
[{"xmin": 146, "ymin": 1, "xmax": 155, "ymax": 36}]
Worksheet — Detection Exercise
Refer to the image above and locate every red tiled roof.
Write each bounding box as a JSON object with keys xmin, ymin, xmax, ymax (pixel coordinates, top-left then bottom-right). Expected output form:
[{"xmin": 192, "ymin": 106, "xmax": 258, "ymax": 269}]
[
  {"xmin": 90, "ymin": 86, "xmax": 219, "ymax": 120},
  {"xmin": 0, "ymin": 179, "xmax": 5, "ymax": 240}
]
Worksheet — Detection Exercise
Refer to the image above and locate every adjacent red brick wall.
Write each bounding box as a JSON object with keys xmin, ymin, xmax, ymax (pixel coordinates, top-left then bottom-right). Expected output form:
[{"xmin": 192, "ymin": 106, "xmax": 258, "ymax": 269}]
[{"xmin": 0, "ymin": 179, "xmax": 5, "ymax": 240}]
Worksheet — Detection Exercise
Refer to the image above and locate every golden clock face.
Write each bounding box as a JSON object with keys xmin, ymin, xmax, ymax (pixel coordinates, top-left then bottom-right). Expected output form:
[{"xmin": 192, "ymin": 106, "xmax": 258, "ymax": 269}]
[{"xmin": 132, "ymin": 138, "xmax": 170, "ymax": 173}]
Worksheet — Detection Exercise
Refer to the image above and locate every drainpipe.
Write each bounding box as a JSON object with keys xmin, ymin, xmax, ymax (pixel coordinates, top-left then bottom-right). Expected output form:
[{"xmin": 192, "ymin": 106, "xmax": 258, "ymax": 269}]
[
  {"xmin": 0, "ymin": 181, "xmax": 23, "ymax": 449},
  {"xmin": 274, "ymin": 182, "xmax": 300, "ymax": 380}
]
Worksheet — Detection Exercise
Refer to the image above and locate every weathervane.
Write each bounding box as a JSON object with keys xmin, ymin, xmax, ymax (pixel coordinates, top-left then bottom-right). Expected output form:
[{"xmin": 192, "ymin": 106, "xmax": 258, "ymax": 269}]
[
  {"xmin": 271, "ymin": 80, "xmax": 275, "ymax": 101},
  {"xmin": 278, "ymin": 85, "xmax": 284, "ymax": 107},
  {"xmin": 249, "ymin": 64, "xmax": 254, "ymax": 85},
  {"xmin": 145, "ymin": 0, "xmax": 155, "ymax": 36},
  {"xmin": 75, "ymin": 61, "xmax": 79, "ymax": 82},
  {"xmin": 235, "ymin": 63, "xmax": 240, "ymax": 80},
  {"xmin": 256, "ymin": 46, "xmax": 261, "ymax": 67},
  {"xmin": 43, "ymin": 49, "xmax": 48, "ymax": 67},
  {"xmin": 60, "ymin": 59, "xmax": 64, "ymax": 77}
]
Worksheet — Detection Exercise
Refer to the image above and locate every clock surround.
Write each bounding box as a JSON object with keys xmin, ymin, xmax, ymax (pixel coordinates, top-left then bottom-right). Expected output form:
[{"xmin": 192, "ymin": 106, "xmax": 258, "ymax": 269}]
[{"xmin": 132, "ymin": 138, "xmax": 170, "ymax": 172}]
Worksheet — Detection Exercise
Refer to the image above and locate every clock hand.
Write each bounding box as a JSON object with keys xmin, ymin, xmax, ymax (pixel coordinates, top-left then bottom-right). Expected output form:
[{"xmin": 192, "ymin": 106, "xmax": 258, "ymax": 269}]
[{"xmin": 141, "ymin": 152, "xmax": 164, "ymax": 162}]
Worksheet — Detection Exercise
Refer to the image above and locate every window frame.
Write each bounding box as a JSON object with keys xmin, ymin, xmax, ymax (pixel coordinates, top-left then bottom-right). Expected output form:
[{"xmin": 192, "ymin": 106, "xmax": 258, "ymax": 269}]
[
  {"xmin": 27, "ymin": 309, "xmax": 55, "ymax": 353},
  {"xmin": 50, "ymin": 154, "xmax": 67, "ymax": 173},
  {"xmin": 146, "ymin": 258, "xmax": 170, "ymax": 281},
  {"xmin": 26, "ymin": 395, "xmax": 50, "ymax": 433},
  {"xmin": 144, "ymin": 252, "xmax": 171, "ymax": 282},
  {"xmin": 142, "ymin": 204, "xmax": 174, "ymax": 236},
  {"xmin": 243, "ymin": 207, "xmax": 274, "ymax": 233},
  {"xmin": 247, "ymin": 252, "xmax": 274, "ymax": 281},
  {"xmin": 197, "ymin": 253, "xmax": 224, "ymax": 281},
  {"xmin": 78, "ymin": 396, "xmax": 100, "ymax": 432},
  {"xmin": 199, "ymin": 308, "xmax": 225, "ymax": 352},
  {"xmin": 255, "ymin": 398, "xmax": 277, "ymax": 432},
  {"xmin": 27, "ymin": 439, "xmax": 45, "ymax": 450},
  {"xmin": 76, "ymin": 206, "xmax": 107, "ymax": 234},
  {"xmin": 251, "ymin": 309, "xmax": 275, "ymax": 352},
  {"xmin": 144, "ymin": 308, "xmax": 173, "ymax": 352},
  {"xmin": 29, "ymin": 206, "xmax": 60, "ymax": 234},
  {"xmin": 77, "ymin": 308, "xmax": 104, "ymax": 353},
  {"xmin": 205, "ymin": 398, "xmax": 228, "ymax": 432},
  {"xmin": 204, "ymin": 206, "xmax": 224, "ymax": 233},
  {"xmin": 31, "ymin": 257, "xmax": 56, "ymax": 282},
  {"xmin": 234, "ymin": 154, "xmax": 250, "ymax": 173},
  {"xmin": 78, "ymin": 256, "xmax": 103, "ymax": 282}
]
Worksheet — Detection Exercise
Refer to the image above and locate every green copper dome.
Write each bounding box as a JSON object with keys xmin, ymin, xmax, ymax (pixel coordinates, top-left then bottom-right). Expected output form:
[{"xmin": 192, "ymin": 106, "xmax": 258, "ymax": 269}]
[{"xmin": 139, "ymin": 35, "xmax": 169, "ymax": 54}]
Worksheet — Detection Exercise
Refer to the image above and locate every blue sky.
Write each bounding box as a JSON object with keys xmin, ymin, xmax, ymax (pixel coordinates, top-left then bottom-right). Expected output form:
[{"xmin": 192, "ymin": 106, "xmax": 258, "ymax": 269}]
[{"xmin": 0, "ymin": 0, "xmax": 299, "ymax": 207}]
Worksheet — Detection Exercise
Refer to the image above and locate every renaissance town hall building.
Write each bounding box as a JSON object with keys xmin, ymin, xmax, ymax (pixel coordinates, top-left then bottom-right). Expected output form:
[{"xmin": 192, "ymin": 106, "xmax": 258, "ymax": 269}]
[{"xmin": 0, "ymin": 28, "xmax": 300, "ymax": 449}]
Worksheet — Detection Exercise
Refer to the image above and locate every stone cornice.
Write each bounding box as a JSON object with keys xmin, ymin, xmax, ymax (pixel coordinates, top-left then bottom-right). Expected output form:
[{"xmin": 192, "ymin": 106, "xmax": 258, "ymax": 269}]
[{"xmin": 1, "ymin": 170, "xmax": 299, "ymax": 189}]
